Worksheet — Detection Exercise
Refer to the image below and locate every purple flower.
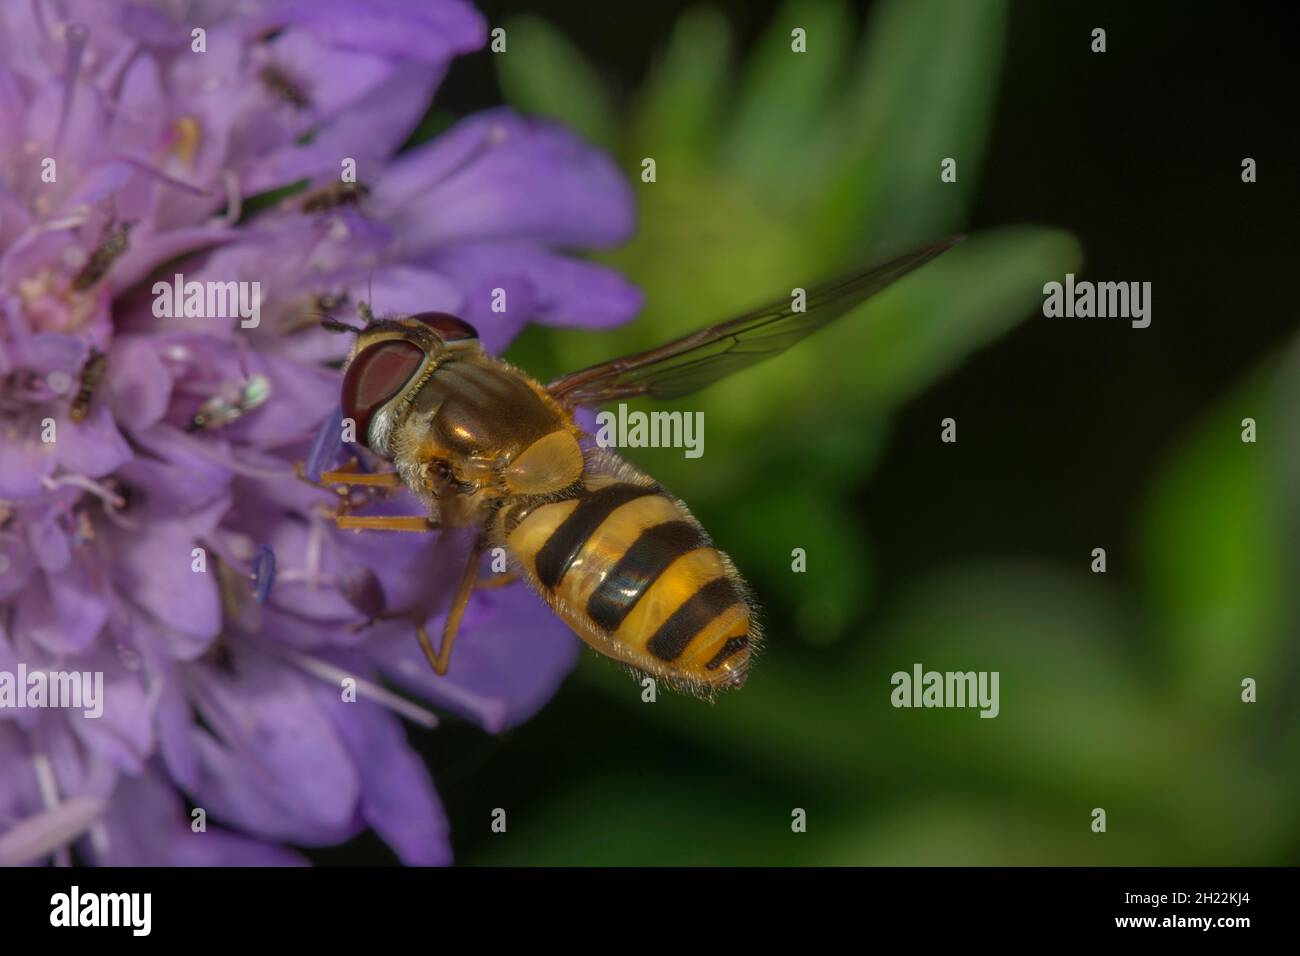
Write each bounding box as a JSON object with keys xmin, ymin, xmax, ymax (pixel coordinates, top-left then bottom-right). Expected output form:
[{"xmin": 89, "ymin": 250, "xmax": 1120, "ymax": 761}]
[{"xmin": 0, "ymin": 0, "xmax": 641, "ymax": 865}]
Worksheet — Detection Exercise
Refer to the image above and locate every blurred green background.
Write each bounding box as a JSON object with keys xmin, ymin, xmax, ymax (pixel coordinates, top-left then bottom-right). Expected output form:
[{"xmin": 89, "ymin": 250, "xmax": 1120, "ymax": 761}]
[{"xmin": 325, "ymin": 0, "xmax": 1299, "ymax": 865}]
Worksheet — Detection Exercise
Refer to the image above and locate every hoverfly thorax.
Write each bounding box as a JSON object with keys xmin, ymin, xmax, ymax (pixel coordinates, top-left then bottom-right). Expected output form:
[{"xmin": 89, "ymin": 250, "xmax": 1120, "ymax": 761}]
[{"xmin": 340, "ymin": 312, "xmax": 481, "ymax": 456}]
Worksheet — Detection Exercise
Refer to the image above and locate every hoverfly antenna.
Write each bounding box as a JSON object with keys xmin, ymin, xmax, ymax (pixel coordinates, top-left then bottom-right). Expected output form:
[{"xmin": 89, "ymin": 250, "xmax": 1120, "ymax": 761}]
[
  {"xmin": 309, "ymin": 289, "xmax": 366, "ymax": 335},
  {"xmin": 358, "ymin": 270, "xmax": 378, "ymax": 328},
  {"xmin": 319, "ymin": 315, "xmax": 363, "ymax": 335},
  {"xmin": 356, "ymin": 299, "xmax": 377, "ymax": 327}
]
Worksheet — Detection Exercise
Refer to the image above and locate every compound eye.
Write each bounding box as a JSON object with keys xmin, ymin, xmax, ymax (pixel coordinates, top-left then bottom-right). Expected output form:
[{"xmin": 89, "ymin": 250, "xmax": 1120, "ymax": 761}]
[
  {"xmin": 409, "ymin": 312, "xmax": 478, "ymax": 342},
  {"xmin": 340, "ymin": 340, "xmax": 425, "ymax": 449}
]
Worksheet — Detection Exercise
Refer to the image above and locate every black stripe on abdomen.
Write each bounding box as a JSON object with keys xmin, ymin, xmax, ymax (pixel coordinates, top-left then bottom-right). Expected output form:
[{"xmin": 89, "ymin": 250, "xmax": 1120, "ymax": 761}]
[
  {"xmin": 645, "ymin": 577, "xmax": 742, "ymax": 662},
  {"xmin": 586, "ymin": 521, "xmax": 706, "ymax": 632},
  {"xmin": 534, "ymin": 483, "xmax": 656, "ymax": 589},
  {"xmin": 705, "ymin": 635, "xmax": 750, "ymax": 670}
]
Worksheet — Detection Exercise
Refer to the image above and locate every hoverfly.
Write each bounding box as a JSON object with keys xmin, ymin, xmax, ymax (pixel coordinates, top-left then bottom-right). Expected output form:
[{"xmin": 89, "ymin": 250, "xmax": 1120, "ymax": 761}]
[{"xmin": 320, "ymin": 237, "xmax": 961, "ymax": 696}]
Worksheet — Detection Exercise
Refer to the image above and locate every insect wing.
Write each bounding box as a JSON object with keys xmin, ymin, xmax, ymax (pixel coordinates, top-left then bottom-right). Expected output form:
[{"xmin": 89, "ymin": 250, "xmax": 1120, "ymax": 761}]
[{"xmin": 546, "ymin": 236, "xmax": 963, "ymax": 404}]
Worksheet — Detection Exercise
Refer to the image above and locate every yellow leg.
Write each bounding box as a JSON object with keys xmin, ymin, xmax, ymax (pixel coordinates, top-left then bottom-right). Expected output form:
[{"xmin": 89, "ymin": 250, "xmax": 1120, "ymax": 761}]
[
  {"xmin": 475, "ymin": 570, "xmax": 520, "ymax": 591},
  {"xmin": 416, "ymin": 535, "xmax": 487, "ymax": 676},
  {"xmin": 320, "ymin": 468, "xmax": 405, "ymax": 489},
  {"xmin": 306, "ymin": 459, "xmax": 427, "ymax": 531},
  {"xmin": 335, "ymin": 514, "xmax": 436, "ymax": 532}
]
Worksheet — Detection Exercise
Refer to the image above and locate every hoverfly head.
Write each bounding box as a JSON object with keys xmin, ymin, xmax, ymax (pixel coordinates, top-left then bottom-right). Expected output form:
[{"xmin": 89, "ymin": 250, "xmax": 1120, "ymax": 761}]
[{"xmin": 338, "ymin": 311, "xmax": 479, "ymax": 456}]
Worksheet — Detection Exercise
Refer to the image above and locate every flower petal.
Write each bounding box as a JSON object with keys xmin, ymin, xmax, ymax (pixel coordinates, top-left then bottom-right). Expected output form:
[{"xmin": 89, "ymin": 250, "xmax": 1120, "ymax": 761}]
[
  {"xmin": 0, "ymin": 795, "xmax": 107, "ymax": 867},
  {"xmin": 315, "ymin": 687, "xmax": 451, "ymax": 865},
  {"xmin": 53, "ymin": 404, "xmax": 133, "ymax": 479},
  {"xmin": 104, "ymin": 334, "xmax": 173, "ymax": 431},
  {"xmin": 66, "ymin": 645, "xmax": 154, "ymax": 774},
  {"xmin": 15, "ymin": 557, "xmax": 109, "ymax": 655},
  {"xmin": 424, "ymin": 241, "xmax": 643, "ymax": 349},
  {"xmin": 376, "ymin": 110, "xmax": 636, "ymax": 252},
  {"xmin": 111, "ymin": 503, "xmax": 228, "ymax": 649},
  {"xmin": 259, "ymin": 0, "xmax": 486, "ymax": 63},
  {"xmin": 186, "ymin": 653, "xmax": 361, "ymax": 843},
  {"xmin": 92, "ymin": 771, "xmax": 305, "ymax": 866},
  {"xmin": 371, "ymin": 585, "xmax": 580, "ymax": 733},
  {"xmin": 0, "ymin": 433, "xmax": 56, "ymax": 499}
]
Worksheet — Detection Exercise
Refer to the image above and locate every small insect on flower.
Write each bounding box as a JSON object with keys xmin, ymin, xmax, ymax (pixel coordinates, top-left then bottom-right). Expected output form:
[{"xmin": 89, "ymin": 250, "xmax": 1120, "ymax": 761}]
[
  {"xmin": 300, "ymin": 182, "xmax": 371, "ymax": 213},
  {"xmin": 319, "ymin": 237, "xmax": 963, "ymax": 697},
  {"xmin": 69, "ymin": 349, "xmax": 107, "ymax": 423},
  {"xmin": 71, "ymin": 222, "xmax": 132, "ymax": 291},
  {"xmin": 189, "ymin": 374, "xmax": 272, "ymax": 430},
  {"xmin": 258, "ymin": 63, "xmax": 311, "ymax": 110}
]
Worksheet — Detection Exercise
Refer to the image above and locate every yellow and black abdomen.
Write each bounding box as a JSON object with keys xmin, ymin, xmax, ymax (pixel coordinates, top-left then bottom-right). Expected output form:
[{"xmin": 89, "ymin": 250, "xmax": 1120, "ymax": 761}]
[{"xmin": 503, "ymin": 456, "xmax": 755, "ymax": 694}]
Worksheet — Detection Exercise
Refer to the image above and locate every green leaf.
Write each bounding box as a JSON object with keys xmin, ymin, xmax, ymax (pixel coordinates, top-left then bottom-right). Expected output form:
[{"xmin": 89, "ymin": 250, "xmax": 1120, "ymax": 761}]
[
  {"xmin": 1139, "ymin": 340, "xmax": 1296, "ymax": 713},
  {"xmin": 236, "ymin": 179, "xmax": 308, "ymax": 223},
  {"xmin": 814, "ymin": 0, "xmax": 1009, "ymax": 250},
  {"xmin": 718, "ymin": 0, "xmax": 854, "ymax": 201},
  {"xmin": 815, "ymin": 800, "xmax": 1162, "ymax": 865},
  {"xmin": 495, "ymin": 16, "xmax": 618, "ymax": 148},
  {"xmin": 849, "ymin": 565, "xmax": 1291, "ymax": 863},
  {"xmin": 630, "ymin": 7, "xmax": 734, "ymax": 164}
]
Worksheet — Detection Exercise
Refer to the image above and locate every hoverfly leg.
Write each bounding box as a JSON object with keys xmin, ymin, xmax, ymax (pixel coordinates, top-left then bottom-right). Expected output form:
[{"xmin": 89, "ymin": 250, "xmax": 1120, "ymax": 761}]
[
  {"xmin": 305, "ymin": 460, "xmax": 436, "ymax": 532},
  {"xmin": 474, "ymin": 570, "xmax": 519, "ymax": 591},
  {"xmin": 334, "ymin": 514, "xmax": 438, "ymax": 533},
  {"xmin": 318, "ymin": 468, "xmax": 405, "ymax": 489},
  {"xmin": 416, "ymin": 532, "xmax": 488, "ymax": 676},
  {"xmin": 298, "ymin": 459, "xmax": 413, "ymax": 525}
]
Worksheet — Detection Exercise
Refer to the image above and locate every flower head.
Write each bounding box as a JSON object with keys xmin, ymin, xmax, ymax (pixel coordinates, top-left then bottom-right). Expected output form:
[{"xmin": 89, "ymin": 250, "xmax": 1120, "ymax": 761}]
[{"xmin": 0, "ymin": 0, "xmax": 640, "ymax": 865}]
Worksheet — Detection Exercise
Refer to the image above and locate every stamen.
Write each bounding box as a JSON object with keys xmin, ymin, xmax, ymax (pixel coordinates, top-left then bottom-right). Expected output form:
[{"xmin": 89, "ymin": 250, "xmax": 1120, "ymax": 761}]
[
  {"xmin": 98, "ymin": 500, "xmax": 141, "ymax": 532},
  {"xmin": 0, "ymin": 793, "xmax": 107, "ymax": 867},
  {"xmin": 171, "ymin": 116, "xmax": 202, "ymax": 167},
  {"xmin": 391, "ymin": 645, "xmax": 509, "ymax": 730},
  {"xmin": 433, "ymin": 121, "xmax": 511, "ymax": 190},
  {"xmin": 275, "ymin": 646, "xmax": 439, "ymax": 729},
  {"xmin": 32, "ymin": 753, "xmax": 73, "ymax": 866},
  {"xmin": 41, "ymin": 208, "xmax": 91, "ymax": 231},
  {"xmin": 272, "ymin": 569, "xmax": 332, "ymax": 585},
  {"xmin": 222, "ymin": 169, "xmax": 242, "ymax": 225},
  {"xmin": 54, "ymin": 24, "xmax": 88, "ymax": 155},
  {"xmin": 87, "ymin": 820, "xmax": 110, "ymax": 863},
  {"xmin": 43, "ymin": 473, "xmax": 126, "ymax": 510},
  {"xmin": 169, "ymin": 431, "xmax": 296, "ymax": 481},
  {"xmin": 104, "ymin": 154, "xmax": 211, "ymax": 197}
]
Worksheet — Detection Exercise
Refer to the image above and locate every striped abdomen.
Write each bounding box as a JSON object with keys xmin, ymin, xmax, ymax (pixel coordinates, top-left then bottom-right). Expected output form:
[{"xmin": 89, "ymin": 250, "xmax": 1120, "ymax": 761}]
[{"xmin": 504, "ymin": 462, "xmax": 755, "ymax": 694}]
